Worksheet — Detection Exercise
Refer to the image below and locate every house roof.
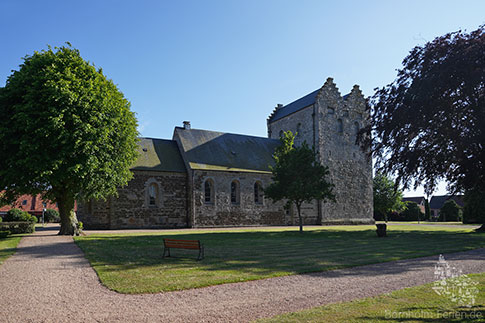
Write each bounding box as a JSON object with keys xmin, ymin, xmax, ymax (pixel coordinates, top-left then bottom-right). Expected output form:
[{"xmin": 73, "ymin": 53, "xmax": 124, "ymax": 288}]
[
  {"xmin": 403, "ymin": 196, "xmax": 425, "ymax": 205},
  {"xmin": 267, "ymin": 88, "xmax": 350, "ymax": 123},
  {"xmin": 429, "ymin": 195, "xmax": 464, "ymax": 209},
  {"xmin": 174, "ymin": 128, "xmax": 280, "ymax": 173},
  {"xmin": 131, "ymin": 138, "xmax": 186, "ymax": 173}
]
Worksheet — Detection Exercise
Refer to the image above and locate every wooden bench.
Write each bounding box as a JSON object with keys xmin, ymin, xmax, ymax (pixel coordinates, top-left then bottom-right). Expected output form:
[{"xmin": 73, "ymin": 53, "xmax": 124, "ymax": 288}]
[{"xmin": 162, "ymin": 238, "xmax": 204, "ymax": 261}]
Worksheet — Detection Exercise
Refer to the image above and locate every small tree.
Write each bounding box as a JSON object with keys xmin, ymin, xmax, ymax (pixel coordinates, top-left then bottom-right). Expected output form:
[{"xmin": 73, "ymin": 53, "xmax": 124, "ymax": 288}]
[
  {"xmin": 463, "ymin": 189, "xmax": 485, "ymax": 230},
  {"xmin": 439, "ymin": 199, "xmax": 462, "ymax": 222},
  {"xmin": 0, "ymin": 45, "xmax": 139, "ymax": 235},
  {"xmin": 373, "ymin": 173, "xmax": 405, "ymax": 222},
  {"xmin": 265, "ymin": 131, "xmax": 334, "ymax": 232}
]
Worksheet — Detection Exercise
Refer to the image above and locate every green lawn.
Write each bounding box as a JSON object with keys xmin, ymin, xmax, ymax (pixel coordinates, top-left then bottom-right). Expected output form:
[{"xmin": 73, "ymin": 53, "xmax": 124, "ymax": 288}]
[
  {"xmin": 74, "ymin": 225, "xmax": 485, "ymax": 294},
  {"xmin": 258, "ymin": 272, "xmax": 485, "ymax": 322},
  {"xmin": 0, "ymin": 235, "xmax": 23, "ymax": 265}
]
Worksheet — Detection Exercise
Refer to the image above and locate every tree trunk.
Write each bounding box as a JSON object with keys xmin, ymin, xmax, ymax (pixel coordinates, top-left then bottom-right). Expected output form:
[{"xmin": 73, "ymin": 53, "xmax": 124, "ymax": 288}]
[
  {"xmin": 296, "ymin": 203, "xmax": 303, "ymax": 233},
  {"xmin": 56, "ymin": 193, "xmax": 79, "ymax": 235}
]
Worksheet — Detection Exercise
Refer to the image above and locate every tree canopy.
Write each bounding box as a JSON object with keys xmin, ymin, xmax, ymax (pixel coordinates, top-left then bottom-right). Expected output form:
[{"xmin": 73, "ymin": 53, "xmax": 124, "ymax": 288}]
[
  {"xmin": 264, "ymin": 131, "xmax": 334, "ymax": 232},
  {"xmin": 373, "ymin": 173, "xmax": 405, "ymax": 222},
  {"xmin": 463, "ymin": 189, "xmax": 485, "ymax": 227},
  {"xmin": 365, "ymin": 26, "xmax": 485, "ymax": 196},
  {"xmin": 0, "ymin": 45, "xmax": 139, "ymax": 235}
]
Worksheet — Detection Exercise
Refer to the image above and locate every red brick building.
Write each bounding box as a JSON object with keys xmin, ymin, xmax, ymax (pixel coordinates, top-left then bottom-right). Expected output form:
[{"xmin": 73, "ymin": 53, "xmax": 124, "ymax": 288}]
[{"xmin": 0, "ymin": 194, "xmax": 58, "ymax": 217}]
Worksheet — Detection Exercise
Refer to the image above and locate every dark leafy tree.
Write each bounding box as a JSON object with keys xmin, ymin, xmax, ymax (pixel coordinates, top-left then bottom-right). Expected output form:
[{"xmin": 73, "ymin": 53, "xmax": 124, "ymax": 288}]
[
  {"xmin": 463, "ymin": 189, "xmax": 485, "ymax": 229},
  {"xmin": 0, "ymin": 45, "xmax": 139, "ymax": 235},
  {"xmin": 399, "ymin": 202, "xmax": 424, "ymax": 222},
  {"xmin": 373, "ymin": 173, "xmax": 405, "ymax": 222},
  {"xmin": 265, "ymin": 131, "xmax": 334, "ymax": 232},
  {"xmin": 439, "ymin": 199, "xmax": 462, "ymax": 222},
  {"xmin": 363, "ymin": 26, "xmax": 485, "ymax": 230}
]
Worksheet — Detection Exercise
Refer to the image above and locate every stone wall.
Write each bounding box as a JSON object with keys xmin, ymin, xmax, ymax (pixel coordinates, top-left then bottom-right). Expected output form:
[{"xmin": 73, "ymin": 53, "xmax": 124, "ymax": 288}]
[
  {"xmin": 191, "ymin": 170, "xmax": 289, "ymax": 227},
  {"xmin": 77, "ymin": 170, "xmax": 188, "ymax": 229},
  {"xmin": 267, "ymin": 78, "xmax": 374, "ymax": 224}
]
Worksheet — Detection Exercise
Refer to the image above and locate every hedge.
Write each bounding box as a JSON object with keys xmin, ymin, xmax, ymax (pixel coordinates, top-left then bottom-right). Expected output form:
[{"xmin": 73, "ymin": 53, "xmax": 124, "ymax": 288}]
[{"xmin": 0, "ymin": 222, "xmax": 35, "ymax": 234}]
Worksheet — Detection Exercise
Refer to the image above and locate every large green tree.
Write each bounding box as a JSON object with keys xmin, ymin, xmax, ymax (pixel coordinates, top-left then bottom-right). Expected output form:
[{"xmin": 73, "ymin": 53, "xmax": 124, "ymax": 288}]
[
  {"xmin": 265, "ymin": 131, "xmax": 334, "ymax": 232},
  {"xmin": 373, "ymin": 173, "xmax": 405, "ymax": 222},
  {"xmin": 0, "ymin": 45, "xmax": 139, "ymax": 235},
  {"xmin": 363, "ymin": 26, "xmax": 485, "ymax": 231}
]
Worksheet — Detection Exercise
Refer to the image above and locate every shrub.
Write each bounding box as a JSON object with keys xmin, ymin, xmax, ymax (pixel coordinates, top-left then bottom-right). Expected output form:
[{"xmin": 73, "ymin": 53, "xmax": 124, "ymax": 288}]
[
  {"xmin": 30, "ymin": 215, "xmax": 38, "ymax": 223},
  {"xmin": 0, "ymin": 216, "xmax": 2, "ymax": 223},
  {"xmin": 44, "ymin": 209, "xmax": 60, "ymax": 223},
  {"xmin": 0, "ymin": 230, "xmax": 10, "ymax": 238},
  {"xmin": 4, "ymin": 209, "xmax": 31, "ymax": 222},
  {"xmin": 397, "ymin": 202, "xmax": 424, "ymax": 221},
  {"xmin": 439, "ymin": 200, "xmax": 462, "ymax": 222}
]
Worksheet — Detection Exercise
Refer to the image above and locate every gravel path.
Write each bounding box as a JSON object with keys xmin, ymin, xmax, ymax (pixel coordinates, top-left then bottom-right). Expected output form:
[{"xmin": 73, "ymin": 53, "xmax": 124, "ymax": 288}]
[{"xmin": 1, "ymin": 226, "xmax": 485, "ymax": 323}]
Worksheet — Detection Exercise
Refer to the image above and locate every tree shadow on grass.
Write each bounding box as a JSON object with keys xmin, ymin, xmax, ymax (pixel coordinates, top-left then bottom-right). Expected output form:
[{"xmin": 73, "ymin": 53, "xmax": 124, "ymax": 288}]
[{"xmin": 74, "ymin": 229, "xmax": 485, "ymax": 279}]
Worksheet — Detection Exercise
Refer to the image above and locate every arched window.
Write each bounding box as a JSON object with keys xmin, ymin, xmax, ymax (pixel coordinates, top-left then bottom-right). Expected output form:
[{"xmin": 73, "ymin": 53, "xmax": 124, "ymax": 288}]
[
  {"xmin": 231, "ymin": 180, "xmax": 240, "ymax": 205},
  {"xmin": 204, "ymin": 179, "xmax": 214, "ymax": 204},
  {"xmin": 148, "ymin": 182, "xmax": 159, "ymax": 207},
  {"xmin": 279, "ymin": 130, "xmax": 284, "ymax": 138},
  {"xmin": 337, "ymin": 119, "xmax": 343, "ymax": 133},
  {"xmin": 254, "ymin": 181, "xmax": 263, "ymax": 204},
  {"xmin": 353, "ymin": 122, "xmax": 360, "ymax": 135},
  {"xmin": 296, "ymin": 123, "xmax": 302, "ymax": 137}
]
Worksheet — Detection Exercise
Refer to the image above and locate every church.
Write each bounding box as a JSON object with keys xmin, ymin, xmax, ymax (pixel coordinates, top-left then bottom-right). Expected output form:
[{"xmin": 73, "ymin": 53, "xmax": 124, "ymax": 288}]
[{"xmin": 77, "ymin": 78, "xmax": 374, "ymax": 229}]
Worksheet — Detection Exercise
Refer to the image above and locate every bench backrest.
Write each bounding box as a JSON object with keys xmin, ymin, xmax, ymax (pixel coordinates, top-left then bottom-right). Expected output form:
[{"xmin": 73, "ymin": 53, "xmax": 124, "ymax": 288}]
[{"xmin": 163, "ymin": 238, "xmax": 201, "ymax": 250}]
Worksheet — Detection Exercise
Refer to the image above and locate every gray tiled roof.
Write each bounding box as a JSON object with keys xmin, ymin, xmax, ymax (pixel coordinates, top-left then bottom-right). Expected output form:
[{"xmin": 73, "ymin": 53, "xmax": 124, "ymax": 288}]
[
  {"xmin": 267, "ymin": 88, "xmax": 351, "ymax": 123},
  {"xmin": 429, "ymin": 195, "xmax": 464, "ymax": 209},
  {"xmin": 268, "ymin": 89, "xmax": 320, "ymax": 123},
  {"xmin": 174, "ymin": 128, "xmax": 280, "ymax": 173},
  {"xmin": 403, "ymin": 196, "xmax": 425, "ymax": 205},
  {"xmin": 131, "ymin": 138, "xmax": 186, "ymax": 173}
]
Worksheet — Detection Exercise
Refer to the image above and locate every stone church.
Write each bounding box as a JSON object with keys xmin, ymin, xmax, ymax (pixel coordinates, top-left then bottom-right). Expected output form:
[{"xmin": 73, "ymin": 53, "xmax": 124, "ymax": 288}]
[{"xmin": 77, "ymin": 78, "xmax": 374, "ymax": 229}]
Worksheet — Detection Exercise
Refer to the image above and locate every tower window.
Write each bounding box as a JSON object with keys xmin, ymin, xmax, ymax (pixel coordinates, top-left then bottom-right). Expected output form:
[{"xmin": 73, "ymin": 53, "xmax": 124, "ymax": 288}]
[
  {"xmin": 353, "ymin": 122, "xmax": 360, "ymax": 135},
  {"xmin": 231, "ymin": 180, "xmax": 240, "ymax": 205},
  {"xmin": 337, "ymin": 119, "xmax": 343, "ymax": 133},
  {"xmin": 327, "ymin": 107, "xmax": 335, "ymax": 114},
  {"xmin": 296, "ymin": 123, "xmax": 302, "ymax": 137}
]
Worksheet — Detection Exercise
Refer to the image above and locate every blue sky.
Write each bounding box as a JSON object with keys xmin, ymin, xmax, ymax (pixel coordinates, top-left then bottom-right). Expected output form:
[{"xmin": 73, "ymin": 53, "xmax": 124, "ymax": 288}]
[{"xmin": 1, "ymin": 0, "xmax": 484, "ymax": 197}]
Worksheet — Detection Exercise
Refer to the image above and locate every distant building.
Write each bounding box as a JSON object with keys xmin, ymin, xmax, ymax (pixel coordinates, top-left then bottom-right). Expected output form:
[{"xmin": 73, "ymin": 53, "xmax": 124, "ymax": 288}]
[
  {"xmin": 0, "ymin": 194, "xmax": 58, "ymax": 217},
  {"xmin": 402, "ymin": 196, "xmax": 426, "ymax": 213},
  {"xmin": 429, "ymin": 195, "xmax": 464, "ymax": 219}
]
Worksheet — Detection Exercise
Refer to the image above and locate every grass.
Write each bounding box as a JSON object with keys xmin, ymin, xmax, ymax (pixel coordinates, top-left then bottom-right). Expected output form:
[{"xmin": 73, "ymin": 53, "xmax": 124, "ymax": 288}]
[
  {"xmin": 74, "ymin": 225, "xmax": 485, "ymax": 294},
  {"xmin": 382, "ymin": 221, "xmax": 478, "ymax": 226},
  {"xmin": 0, "ymin": 235, "xmax": 24, "ymax": 265},
  {"xmin": 257, "ymin": 272, "xmax": 485, "ymax": 322}
]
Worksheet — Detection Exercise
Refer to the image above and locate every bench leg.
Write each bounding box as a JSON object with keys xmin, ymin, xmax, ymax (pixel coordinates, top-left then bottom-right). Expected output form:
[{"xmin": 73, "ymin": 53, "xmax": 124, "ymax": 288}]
[
  {"xmin": 162, "ymin": 247, "xmax": 171, "ymax": 258},
  {"xmin": 197, "ymin": 246, "xmax": 204, "ymax": 261}
]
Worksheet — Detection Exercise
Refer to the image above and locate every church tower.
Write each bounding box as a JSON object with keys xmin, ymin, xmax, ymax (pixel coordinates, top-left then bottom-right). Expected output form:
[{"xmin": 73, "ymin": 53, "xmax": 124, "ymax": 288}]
[{"xmin": 267, "ymin": 77, "xmax": 373, "ymax": 224}]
